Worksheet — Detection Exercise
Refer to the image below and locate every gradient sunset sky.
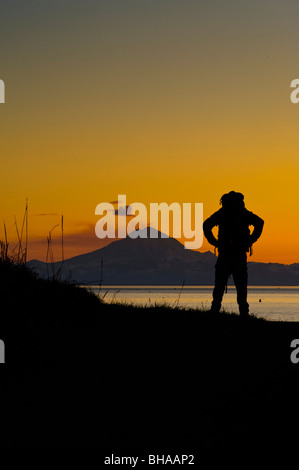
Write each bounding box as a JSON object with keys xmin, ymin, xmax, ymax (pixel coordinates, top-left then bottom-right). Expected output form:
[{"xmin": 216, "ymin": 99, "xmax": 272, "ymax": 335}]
[{"xmin": 0, "ymin": 0, "xmax": 299, "ymax": 263}]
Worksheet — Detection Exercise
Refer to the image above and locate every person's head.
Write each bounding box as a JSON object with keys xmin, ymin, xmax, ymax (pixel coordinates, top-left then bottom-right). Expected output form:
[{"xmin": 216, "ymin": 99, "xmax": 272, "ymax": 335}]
[{"xmin": 220, "ymin": 191, "xmax": 245, "ymax": 211}]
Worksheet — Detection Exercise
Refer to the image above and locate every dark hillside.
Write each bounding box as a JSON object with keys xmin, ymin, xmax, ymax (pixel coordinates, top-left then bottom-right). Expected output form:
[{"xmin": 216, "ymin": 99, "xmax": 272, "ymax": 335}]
[{"xmin": 1, "ymin": 260, "xmax": 299, "ymax": 452}]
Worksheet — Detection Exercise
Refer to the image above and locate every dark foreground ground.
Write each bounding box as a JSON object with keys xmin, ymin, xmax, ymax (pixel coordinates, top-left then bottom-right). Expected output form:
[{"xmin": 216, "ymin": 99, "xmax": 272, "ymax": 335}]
[{"xmin": 1, "ymin": 260, "xmax": 299, "ymax": 453}]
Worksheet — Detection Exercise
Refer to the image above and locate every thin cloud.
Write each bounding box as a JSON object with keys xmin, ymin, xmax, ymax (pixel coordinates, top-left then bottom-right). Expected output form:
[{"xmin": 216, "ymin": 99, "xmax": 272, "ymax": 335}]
[
  {"xmin": 33, "ymin": 213, "xmax": 59, "ymax": 217},
  {"xmin": 115, "ymin": 205, "xmax": 132, "ymax": 216},
  {"xmin": 105, "ymin": 204, "xmax": 134, "ymax": 217},
  {"xmin": 27, "ymin": 225, "xmax": 116, "ymax": 261}
]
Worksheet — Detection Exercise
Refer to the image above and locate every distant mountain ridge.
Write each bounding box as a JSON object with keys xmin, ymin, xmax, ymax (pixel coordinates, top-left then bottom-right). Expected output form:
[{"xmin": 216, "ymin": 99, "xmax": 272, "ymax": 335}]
[{"xmin": 28, "ymin": 228, "xmax": 299, "ymax": 286}]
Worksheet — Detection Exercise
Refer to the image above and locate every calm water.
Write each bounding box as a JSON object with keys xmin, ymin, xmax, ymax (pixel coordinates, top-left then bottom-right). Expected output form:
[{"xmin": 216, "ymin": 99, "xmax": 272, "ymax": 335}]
[{"xmin": 87, "ymin": 285, "xmax": 299, "ymax": 322}]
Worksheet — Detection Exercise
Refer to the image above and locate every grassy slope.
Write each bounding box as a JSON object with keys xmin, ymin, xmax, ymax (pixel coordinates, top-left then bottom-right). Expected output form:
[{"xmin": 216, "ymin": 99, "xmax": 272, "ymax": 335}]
[{"xmin": 1, "ymin": 261, "xmax": 299, "ymax": 450}]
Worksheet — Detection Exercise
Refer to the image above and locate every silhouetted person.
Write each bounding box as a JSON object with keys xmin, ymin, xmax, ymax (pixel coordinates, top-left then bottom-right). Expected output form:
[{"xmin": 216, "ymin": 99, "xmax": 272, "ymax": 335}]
[{"xmin": 203, "ymin": 191, "xmax": 264, "ymax": 316}]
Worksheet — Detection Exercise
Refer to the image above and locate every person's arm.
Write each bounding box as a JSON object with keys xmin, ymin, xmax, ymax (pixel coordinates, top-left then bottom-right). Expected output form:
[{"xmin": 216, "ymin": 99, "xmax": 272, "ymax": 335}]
[
  {"xmin": 203, "ymin": 211, "xmax": 220, "ymax": 247},
  {"xmin": 248, "ymin": 212, "xmax": 264, "ymax": 245}
]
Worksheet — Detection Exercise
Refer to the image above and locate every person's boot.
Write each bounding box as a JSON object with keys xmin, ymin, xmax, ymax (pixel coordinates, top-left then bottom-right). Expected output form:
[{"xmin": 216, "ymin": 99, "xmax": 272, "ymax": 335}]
[
  {"xmin": 238, "ymin": 299, "xmax": 249, "ymax": 317},
  {"xmin": 210, "ymin": 300, "xmax": 221, "ymax": 315},
  {"xmin": 240, "ymin": 312, "xmax": 249, "ymax": 318},
  {"xmin": 239, "ymin": 306, "xmax": 249, "ymax": 317}
]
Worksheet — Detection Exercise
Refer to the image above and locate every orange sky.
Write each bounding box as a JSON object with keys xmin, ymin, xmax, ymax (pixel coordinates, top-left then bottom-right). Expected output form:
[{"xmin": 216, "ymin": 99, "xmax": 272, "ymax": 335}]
[{"xmin": 0, "ymin": 1, "xmax": 299, "ymax": 264}]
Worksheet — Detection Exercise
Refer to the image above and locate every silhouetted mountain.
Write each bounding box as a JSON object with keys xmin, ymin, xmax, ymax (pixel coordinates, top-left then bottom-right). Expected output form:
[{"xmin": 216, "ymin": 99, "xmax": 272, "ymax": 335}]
[{"xmin": 28, "ymin": 228, "xmax": 299, "ymax": 285}]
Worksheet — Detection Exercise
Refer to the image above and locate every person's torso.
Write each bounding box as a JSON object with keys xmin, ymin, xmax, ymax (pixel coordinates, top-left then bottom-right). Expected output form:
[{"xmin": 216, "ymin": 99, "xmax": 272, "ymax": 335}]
[{"xmin": 217, "ymin": 208, "xmax": 250, "ymax": 253}]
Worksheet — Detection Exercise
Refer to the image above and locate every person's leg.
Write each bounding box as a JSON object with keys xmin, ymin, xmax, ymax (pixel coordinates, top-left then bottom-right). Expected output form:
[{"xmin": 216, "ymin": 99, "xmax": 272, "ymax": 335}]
[
  {"xmin": 232, "ymin": 254, "xmax": 249, "ymax": 316},
  {"xmin": 211, "ymin": 256, "xmax": 229, "ymax": 313}
]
